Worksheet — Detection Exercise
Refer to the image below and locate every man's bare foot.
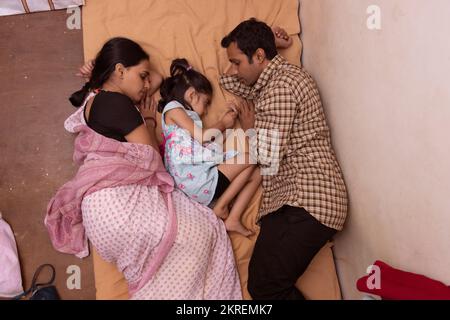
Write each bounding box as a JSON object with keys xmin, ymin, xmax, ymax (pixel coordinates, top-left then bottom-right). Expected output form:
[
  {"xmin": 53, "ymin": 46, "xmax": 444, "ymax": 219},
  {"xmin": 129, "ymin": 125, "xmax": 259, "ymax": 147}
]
[
  {"xmin": 272, "ymin": 26, "xmax": 293, "ymax": 49},
  {"xmin": 213, "ymin": 205, "xmax": 230, "ymax": 220},
  {"xmin": 225, "ymin": 218, "xmax": 254, "ymax": 237}
]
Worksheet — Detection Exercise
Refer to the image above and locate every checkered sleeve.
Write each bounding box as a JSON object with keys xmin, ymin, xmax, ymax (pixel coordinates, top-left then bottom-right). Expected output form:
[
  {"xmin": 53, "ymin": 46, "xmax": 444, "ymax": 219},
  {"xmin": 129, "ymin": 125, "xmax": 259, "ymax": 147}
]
[
  {"xmin": 256, "ymin": 87, "xmax": 297, "ymax": 176},
  {"xmin": 219, "ymin": 75, "xmax": 254, "ymax": 99}
]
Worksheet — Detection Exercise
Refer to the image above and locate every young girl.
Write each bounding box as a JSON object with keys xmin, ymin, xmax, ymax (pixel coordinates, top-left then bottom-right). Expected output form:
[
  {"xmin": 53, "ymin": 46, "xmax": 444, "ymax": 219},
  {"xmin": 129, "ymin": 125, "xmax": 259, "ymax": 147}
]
[{"xmin": 159, "ymin": 58, "xmax": 261, "ymax": 236}]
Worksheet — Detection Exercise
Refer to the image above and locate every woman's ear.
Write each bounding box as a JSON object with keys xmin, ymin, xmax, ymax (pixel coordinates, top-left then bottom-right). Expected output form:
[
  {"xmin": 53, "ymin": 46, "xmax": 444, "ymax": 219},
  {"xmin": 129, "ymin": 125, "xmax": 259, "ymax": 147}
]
[{"xmin": 115, "ymin": 63, "xmax": 126, "ymax": 80}]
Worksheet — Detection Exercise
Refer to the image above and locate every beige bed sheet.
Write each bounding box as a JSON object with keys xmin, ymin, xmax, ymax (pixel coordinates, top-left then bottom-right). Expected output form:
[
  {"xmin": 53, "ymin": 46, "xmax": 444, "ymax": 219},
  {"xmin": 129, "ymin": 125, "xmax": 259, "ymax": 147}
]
[{"xmin": 83, "ymin": 0, "xmax": 341, "ymax": 300}]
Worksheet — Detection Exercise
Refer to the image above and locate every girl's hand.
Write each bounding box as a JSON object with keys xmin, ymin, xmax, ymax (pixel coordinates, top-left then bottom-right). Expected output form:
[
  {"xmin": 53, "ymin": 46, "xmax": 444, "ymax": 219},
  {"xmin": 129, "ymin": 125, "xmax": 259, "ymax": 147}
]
[
  {"xmin": 221, "ymin": 105, "xmax": 238, "ymax": 129},
  {"xmin": 272, "ymin": 26, "xmax": 293, "ymax": 49},
  {"xmin": 139, "ymin": 90, "xmax": 158, "ymax": 128},
  {"xmin": 76, "ymin": 59, "xmax": 94, "ymax": 79},
  {"xmin": 226, "ymin": 101, "xmax": 239, "ymax": 114},
  {"xmin": 237, "ymin": 99, "xmax": 255, "ymax": 131}
]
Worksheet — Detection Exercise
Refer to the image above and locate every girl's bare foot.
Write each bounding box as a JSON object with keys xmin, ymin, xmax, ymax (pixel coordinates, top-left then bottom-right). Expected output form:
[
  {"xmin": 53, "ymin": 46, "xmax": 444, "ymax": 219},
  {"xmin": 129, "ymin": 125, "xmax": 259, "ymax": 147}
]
[
  {"xmin": 213, "ymin": 205, "xmax": 230, "ymax": 220},
  {"xmin": 225, "ymin": 218, "xmax": 254, "ymax": 237}
]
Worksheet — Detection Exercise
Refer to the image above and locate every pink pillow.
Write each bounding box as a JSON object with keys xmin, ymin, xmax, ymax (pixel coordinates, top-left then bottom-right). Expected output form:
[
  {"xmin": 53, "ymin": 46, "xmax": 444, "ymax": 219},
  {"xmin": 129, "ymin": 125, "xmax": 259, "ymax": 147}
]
[{"xmin": 0, "ymin": 212, "xmax": 23, "ymax": 298}]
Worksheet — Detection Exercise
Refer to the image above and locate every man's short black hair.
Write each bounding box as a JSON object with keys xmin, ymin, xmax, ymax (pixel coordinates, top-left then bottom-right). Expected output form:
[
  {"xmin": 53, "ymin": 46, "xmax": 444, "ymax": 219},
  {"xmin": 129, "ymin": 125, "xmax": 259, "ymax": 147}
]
[{"xmin": 221, "ymin": 18, "xmax": 277, "ymax": 62}]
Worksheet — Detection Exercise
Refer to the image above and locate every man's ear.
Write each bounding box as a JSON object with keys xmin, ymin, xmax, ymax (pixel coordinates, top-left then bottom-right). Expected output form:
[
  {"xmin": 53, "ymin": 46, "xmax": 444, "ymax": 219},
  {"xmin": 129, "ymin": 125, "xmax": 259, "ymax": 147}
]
[{"xmin": 255, "ymin": 48, "xmax": 267, "ymax": 64}]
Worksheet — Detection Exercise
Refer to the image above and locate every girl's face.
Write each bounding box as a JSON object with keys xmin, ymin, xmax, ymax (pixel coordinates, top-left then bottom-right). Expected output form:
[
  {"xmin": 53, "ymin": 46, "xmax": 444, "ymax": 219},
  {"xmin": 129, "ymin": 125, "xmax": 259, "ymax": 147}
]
[
  {"xmin": 120, "ymin": 59, "xmax": 151, "ymax": 103},
  {"xmin": 190, "ymin": 91, "xmax": 211, "ymax": 117}
]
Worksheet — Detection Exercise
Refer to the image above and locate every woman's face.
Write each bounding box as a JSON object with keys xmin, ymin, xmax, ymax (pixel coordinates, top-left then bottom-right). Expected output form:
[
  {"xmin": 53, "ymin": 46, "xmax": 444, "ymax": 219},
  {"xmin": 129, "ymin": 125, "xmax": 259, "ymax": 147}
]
[{"xmin": 120, "ymin": 59, "xmax": 151, "ymax": 103}]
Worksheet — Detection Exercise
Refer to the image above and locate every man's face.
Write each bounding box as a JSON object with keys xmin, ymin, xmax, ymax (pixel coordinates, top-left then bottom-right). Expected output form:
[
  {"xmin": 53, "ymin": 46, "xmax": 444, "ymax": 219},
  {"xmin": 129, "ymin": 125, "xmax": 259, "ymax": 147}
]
[{"xmin": 226, "ymin": 42, "xmax": 263, "ymax": 86}]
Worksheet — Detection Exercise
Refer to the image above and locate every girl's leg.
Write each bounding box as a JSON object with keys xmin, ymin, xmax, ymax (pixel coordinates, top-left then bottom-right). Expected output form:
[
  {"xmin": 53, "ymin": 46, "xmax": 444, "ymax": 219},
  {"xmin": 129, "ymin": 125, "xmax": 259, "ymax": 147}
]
[
  {"xmin": 225, "ymin": 167, "xmax": 262, "ymax": 236},
  {"xmin": 217, "ymin": 152, "xmax": 253, "ymax": 181},
  {"xmin": 213, "ymin": 165, "xmax": 254, "ymax": 219}
]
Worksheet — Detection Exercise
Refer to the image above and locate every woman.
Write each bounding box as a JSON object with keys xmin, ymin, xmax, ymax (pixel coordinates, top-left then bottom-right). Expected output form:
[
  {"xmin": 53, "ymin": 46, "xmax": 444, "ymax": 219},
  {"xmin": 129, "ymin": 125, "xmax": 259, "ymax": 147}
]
[{"xmin": 45, "ymin": 37, "xmax": 242, "ymax": 300}]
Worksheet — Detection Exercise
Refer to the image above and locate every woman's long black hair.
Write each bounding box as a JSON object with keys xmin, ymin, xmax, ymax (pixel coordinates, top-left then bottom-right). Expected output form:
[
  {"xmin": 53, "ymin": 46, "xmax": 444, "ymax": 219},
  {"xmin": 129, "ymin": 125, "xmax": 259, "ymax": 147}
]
[{"xmin": 69, "ymin": 37, "xmax": 149, "ymax": 107}]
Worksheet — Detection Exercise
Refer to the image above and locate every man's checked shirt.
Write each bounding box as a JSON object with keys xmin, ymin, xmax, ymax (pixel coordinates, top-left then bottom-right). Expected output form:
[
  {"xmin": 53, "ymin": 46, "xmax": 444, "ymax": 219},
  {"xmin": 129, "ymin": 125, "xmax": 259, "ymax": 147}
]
[{"xmin": 220, "ymin": 55, "xmax": 348, "ymax": 230}]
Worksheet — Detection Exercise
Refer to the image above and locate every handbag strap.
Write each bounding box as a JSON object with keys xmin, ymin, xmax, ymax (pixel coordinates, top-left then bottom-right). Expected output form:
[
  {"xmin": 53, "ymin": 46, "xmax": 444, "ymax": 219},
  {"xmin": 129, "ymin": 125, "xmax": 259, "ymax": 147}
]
[
  {"xmin": 30, "ymin": 264, "xmax": 56, "ymax": 289},
  {"xmin": 12, "ymin": 264, "xmax": 56, "ymax": 300}
]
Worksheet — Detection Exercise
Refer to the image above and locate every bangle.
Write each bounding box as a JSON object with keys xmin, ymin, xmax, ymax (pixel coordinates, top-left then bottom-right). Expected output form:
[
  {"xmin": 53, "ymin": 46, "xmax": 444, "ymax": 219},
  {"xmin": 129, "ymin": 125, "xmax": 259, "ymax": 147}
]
[{"xmin": 144, "ymin": 117, "xmax": 157, "ymax": 128}]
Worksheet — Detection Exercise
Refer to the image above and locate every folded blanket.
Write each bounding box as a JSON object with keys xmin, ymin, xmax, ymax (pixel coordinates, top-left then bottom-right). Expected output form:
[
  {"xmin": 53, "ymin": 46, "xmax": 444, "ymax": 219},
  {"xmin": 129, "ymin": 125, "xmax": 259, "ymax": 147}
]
[
  {"xmin": 357, "ymin": 260, "xmax": 450, "ymax": 300},
  {"xmin": 0, "ymin": 0, "xmax": 84, "ymax": 17}
]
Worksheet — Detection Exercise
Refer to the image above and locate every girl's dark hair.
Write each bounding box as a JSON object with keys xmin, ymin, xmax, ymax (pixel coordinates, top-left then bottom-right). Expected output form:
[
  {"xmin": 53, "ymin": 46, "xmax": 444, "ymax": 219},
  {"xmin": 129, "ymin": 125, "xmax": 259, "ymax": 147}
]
[
  {"xmin": 69, "ymin": 37, "xmax": 149, "ymax": 107},
  {"xmin": 158, "ymin": 58, "xmax": 213, "ymax": 113}
]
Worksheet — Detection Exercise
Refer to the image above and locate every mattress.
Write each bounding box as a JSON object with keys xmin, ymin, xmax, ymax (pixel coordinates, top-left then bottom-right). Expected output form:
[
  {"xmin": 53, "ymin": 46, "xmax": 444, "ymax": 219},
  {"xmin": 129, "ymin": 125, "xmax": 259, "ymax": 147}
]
[{"xmin": 82, "ymin": 0, "xmax": 341, "ymax": 300}]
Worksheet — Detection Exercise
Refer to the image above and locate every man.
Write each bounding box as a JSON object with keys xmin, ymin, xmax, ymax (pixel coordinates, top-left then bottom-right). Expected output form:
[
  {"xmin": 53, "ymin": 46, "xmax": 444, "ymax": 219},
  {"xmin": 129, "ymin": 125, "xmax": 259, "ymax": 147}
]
[{"xmin": 220, "ymin": 18, "xmax": 348, "ymax": 300}]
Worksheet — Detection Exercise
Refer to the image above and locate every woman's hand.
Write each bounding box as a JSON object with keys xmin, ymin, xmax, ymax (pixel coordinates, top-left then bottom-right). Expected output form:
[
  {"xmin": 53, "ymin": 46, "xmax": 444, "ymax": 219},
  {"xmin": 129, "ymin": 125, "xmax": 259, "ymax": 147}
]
[
  {"xmin": 272, "ymin": 26, "xmax": 293, "ymax": 49},
  {"xmin": 237, "ymin": 99, "xmax": 255, "ymax": 131},
  {"xmin": 76, "ymin": 59, "xmax": 94, "ymax": 79},
  {"xmin": 139, "ymin": 90, "xmax": 158, "ymax": 128}
]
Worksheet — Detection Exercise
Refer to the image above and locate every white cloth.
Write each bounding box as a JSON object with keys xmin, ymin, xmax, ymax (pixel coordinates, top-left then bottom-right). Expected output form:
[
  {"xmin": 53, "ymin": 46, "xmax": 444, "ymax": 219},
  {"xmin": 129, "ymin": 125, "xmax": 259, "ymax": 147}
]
[
  {"xmin": 0, "ymin": 0, "xmax": 84, "ymax": 17},
  {"xmin": 0, "ymin": 212, "xmax": 23, "ymax": 298}
]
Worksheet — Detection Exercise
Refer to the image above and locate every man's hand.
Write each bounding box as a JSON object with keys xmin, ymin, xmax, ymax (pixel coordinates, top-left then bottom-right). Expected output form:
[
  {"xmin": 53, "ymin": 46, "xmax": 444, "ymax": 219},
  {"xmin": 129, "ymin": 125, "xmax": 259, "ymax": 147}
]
[
  {"xmin": 272, "ymin": 26, "xmax": 293, "ymax": 49},
  {"xmin": 237, "ymin": 99, "xmax": 255, "ymax": 131},
  {"xmin": 76, "ymin": 59, "xmax": 94, "ymax": 79}
]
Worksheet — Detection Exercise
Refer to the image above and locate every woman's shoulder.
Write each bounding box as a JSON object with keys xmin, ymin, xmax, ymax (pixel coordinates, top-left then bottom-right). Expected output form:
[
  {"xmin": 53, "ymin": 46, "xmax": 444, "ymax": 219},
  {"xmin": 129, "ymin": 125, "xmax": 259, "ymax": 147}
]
[
  {"xmin": 94, "ymin": 90, "xmax": 135, "ymax": 108},
  {"xmin": 89, "ymin": 90, "xmax": 142, "ymax": 134}
]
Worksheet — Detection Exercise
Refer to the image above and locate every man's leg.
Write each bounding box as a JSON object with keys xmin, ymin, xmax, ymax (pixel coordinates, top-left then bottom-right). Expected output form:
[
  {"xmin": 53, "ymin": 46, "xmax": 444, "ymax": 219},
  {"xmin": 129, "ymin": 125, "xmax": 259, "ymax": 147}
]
[{"xmin": 248, "ymin": 206, "xmax": 337, "ymax": 300}]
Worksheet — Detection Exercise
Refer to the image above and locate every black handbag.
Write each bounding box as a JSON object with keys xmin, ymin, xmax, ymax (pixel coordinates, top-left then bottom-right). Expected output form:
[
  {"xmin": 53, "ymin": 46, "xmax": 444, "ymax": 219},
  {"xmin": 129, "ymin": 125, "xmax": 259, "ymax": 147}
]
[{"xmin": 13, "ymin": 264, "xmax": 60, "ymax": 300}]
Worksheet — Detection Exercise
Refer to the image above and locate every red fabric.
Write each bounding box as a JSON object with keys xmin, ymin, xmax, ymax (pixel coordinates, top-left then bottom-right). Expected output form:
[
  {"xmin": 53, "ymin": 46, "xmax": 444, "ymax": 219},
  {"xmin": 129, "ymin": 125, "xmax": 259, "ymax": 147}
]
[{"xmin": 357, "ymin": 260, "xmax": 450, "ymax": 300}]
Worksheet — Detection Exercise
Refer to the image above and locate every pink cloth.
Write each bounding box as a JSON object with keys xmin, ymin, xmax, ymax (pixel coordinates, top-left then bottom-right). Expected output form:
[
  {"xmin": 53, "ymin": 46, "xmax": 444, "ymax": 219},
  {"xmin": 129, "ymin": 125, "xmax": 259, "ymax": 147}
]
[
  {"xmin": 45, "ymin": 107, "xmax": 175, "ymax": 258},
  {"xmin": 45, "ymin": 105, "xmax": 242, "ymax": 299},
  {"xmin": 82, "ymin": 186, "xmax": 242, "ymax": 299}
]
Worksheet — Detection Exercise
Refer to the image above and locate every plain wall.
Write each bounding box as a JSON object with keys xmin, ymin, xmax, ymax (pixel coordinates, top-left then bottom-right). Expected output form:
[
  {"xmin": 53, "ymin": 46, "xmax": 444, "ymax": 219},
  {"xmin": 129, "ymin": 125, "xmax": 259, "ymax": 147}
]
[{"xmin": 300, "ymin": 0, "xmax": 450, "ymax": 299}]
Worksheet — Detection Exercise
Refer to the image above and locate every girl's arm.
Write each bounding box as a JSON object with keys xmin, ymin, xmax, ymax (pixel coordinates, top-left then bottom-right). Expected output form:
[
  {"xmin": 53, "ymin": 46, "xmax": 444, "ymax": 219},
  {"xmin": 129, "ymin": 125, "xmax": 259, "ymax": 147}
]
[{"xmin": 165, "ymin": 107, "xmax": 237, "ymax": 144}]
